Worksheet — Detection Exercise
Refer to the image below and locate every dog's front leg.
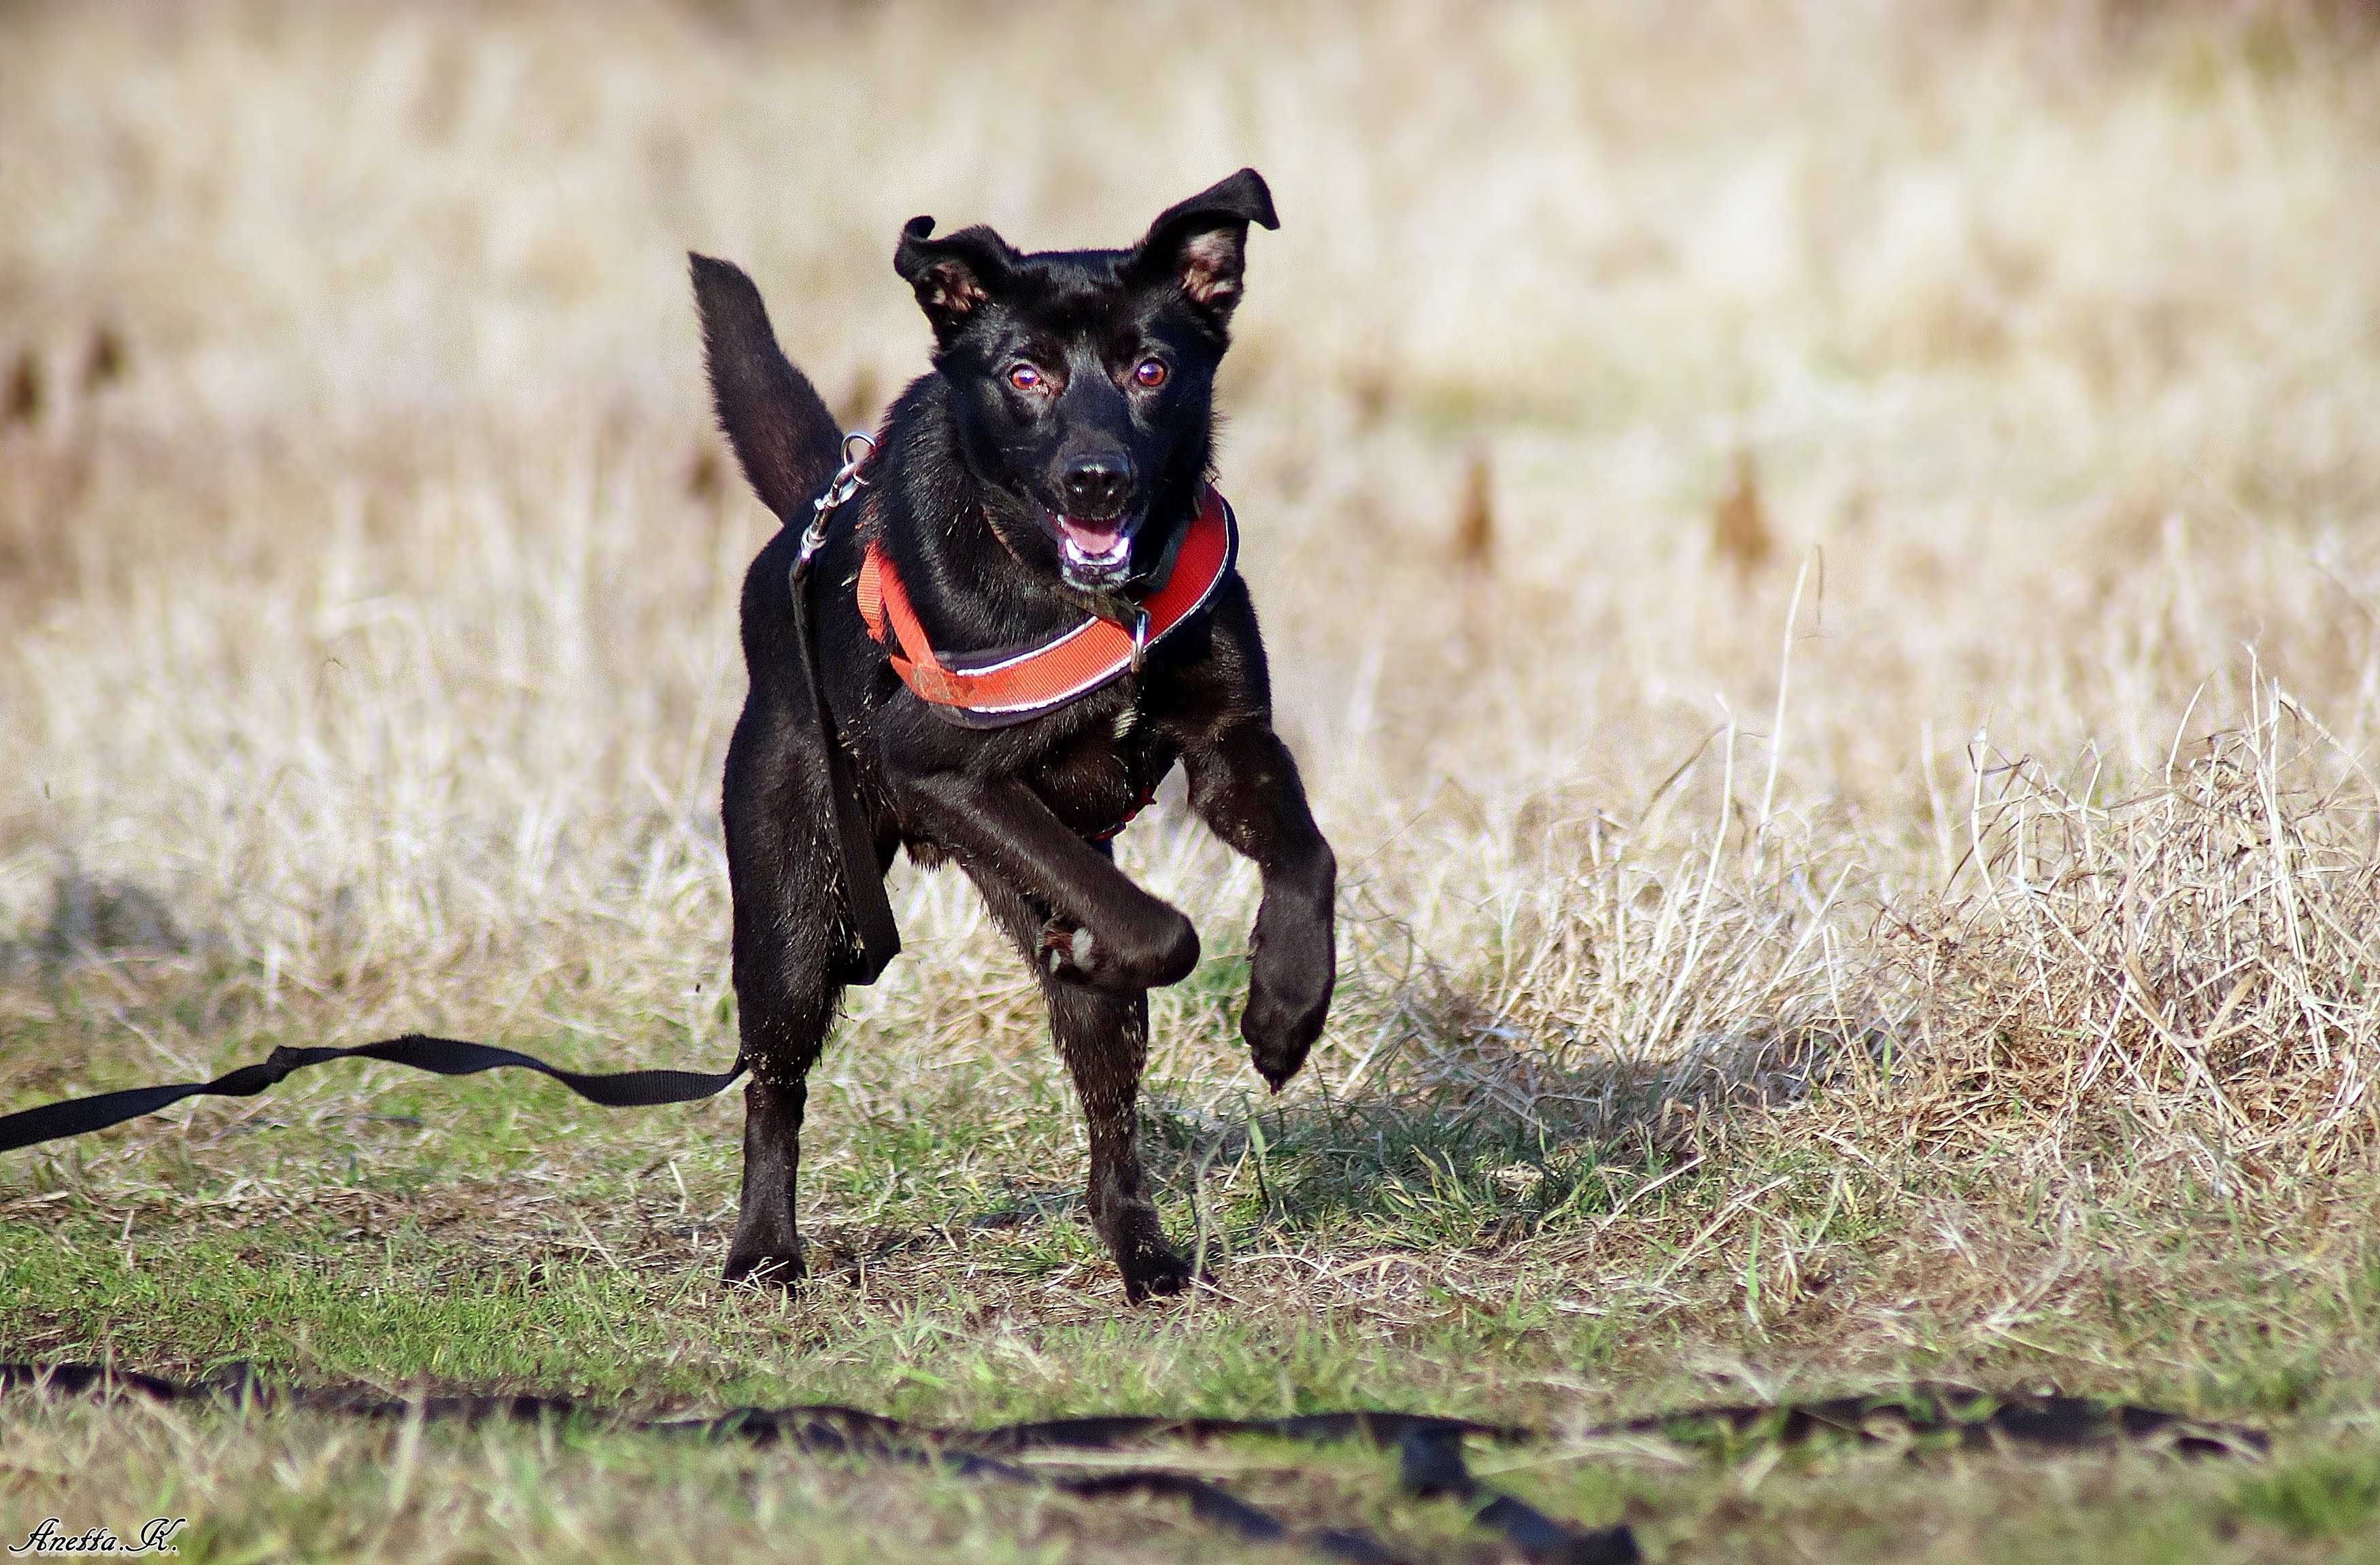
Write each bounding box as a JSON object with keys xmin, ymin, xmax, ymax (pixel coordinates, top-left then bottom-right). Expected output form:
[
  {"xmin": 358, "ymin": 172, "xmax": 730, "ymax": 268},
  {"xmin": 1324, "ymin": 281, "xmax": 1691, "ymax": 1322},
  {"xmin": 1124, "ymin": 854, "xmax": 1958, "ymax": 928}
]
[
  {"xmin": 964, "ymin": 867, "xmax": 1192, "ymax": 1303},
  {"xmin": 1183, "ymin": 721, "xmax": 1337, "ymax": 1090},
  {"xmin": 894, "ymin": 772, "xmax": 1201, "ymax": 992}
]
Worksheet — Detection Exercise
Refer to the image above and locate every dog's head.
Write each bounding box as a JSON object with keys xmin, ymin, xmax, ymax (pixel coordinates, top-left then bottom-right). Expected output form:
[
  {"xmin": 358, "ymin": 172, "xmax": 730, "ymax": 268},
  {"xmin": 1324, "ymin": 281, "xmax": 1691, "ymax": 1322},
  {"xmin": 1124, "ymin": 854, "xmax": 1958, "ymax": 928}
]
[{"xmin": 894, "ymin": 169, "xmax": 1276, "ymax": 592}]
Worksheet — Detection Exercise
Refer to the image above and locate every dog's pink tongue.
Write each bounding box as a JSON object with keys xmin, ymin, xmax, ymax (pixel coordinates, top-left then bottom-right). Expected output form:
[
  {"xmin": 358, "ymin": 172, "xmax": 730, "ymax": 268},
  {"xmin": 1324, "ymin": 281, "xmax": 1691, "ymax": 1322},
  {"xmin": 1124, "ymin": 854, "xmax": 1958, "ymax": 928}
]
[{"xmin": 1058, "ymin": 516, "xmax": 1123, "ymax": 551}]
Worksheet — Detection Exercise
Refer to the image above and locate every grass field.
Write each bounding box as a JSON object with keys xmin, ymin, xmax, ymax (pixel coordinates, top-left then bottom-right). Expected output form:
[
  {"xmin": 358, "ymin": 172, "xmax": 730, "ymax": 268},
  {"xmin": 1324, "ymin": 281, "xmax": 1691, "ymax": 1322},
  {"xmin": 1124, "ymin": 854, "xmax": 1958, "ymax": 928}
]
[{"xmin": 7, "ymin": 1, "xmax": 2380, "ymax": 1558}]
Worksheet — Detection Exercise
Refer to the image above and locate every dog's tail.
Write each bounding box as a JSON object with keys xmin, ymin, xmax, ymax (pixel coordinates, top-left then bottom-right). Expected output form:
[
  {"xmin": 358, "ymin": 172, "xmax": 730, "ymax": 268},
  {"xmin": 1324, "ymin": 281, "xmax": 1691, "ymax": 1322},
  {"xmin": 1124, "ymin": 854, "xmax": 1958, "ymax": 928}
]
[{"xmin": 689, "ymin": 253, "xmax": 845, "ymax": 526}]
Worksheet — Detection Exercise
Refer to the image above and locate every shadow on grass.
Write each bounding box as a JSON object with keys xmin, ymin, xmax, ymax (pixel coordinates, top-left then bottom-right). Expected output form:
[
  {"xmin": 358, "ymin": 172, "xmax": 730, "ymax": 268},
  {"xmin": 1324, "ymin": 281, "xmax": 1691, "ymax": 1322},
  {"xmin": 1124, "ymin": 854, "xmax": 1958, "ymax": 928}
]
[
  {"xmin": 1129, "ymin": 911, "xmax": 1893, "ymax": 1248},
  {"xmin": 1141, "ymin": 1087, "xmax": 1676, "ymax": 1249},
  {"xmin": 1137, "ymin": 1033, "xmax": 1814, "ymax": 1249}
]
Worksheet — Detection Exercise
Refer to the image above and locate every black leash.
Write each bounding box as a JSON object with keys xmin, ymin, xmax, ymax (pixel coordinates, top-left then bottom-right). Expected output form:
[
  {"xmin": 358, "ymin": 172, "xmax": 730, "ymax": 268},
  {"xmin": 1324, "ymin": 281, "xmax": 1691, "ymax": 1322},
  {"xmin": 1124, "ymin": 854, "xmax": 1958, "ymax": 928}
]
[
  {"xmin": 0, "ymin": 1367, "xmax": 2269, "ymax": 1562},
  {"xmin": 790, "ymin": 432, "xmax": 900, "ymax": 984},
  {"xmin": 0, "ymin": 1035, "xmax": 745, "ymax": 1155},
  {"xmin": 0, "ymin": 1362, "xmax": 1642, "ymax": 1565}
]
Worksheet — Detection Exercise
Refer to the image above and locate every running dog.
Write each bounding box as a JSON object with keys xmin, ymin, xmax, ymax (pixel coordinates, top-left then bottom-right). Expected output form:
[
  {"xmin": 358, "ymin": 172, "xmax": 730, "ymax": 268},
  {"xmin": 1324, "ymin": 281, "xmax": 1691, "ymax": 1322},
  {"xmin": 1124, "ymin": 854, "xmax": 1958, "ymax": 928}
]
[{"xmin": 689, "ymin": 169, "xmax": 1334, "ymax": 1301}]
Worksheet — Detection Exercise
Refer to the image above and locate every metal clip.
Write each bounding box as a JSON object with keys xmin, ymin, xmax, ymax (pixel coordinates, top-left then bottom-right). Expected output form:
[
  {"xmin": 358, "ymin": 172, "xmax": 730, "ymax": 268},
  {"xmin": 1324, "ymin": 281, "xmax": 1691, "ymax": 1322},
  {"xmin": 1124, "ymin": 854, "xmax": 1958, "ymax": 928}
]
[
  {"xmin": 798, "ymin": 431, "xmax": 877, "ymax": 573},
  {"xmin": 1127, "ymin": 604, "xmax": 1151, "ymax": 674}
]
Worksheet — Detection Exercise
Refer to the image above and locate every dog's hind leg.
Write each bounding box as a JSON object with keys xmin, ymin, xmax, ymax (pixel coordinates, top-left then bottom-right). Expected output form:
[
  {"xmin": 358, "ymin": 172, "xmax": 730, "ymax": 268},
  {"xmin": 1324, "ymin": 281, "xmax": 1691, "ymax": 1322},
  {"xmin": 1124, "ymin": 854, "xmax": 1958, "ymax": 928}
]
[
  {"xmin": 719, "ymin": 699, "xmax": 855, "ymax": 1287},
  {"xmin": 968, "ymin": 865, "xmax": 1193, "ymax": 1303}
]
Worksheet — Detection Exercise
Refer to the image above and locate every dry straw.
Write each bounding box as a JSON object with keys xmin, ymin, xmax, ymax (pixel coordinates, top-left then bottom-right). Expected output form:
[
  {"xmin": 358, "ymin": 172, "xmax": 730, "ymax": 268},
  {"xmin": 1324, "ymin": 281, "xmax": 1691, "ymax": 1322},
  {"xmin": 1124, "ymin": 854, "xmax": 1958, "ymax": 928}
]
[{"xmin": 3, "ymin": 1, "xmax": 2379, "ymax": 1227}]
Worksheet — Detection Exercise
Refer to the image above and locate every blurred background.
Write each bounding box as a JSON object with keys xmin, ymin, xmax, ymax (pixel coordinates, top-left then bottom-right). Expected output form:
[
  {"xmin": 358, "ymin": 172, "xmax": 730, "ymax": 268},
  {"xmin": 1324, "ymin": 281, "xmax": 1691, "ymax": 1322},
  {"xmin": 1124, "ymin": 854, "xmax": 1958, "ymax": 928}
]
[{"xmin": 4, "ymin": 0, "xmax": 2379, "ymax": 1160}]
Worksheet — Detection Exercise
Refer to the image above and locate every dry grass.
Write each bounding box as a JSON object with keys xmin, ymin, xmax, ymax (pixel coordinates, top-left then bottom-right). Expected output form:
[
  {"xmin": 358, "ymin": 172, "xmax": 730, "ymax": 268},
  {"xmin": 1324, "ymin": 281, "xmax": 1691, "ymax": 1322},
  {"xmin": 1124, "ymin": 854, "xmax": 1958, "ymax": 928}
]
[
  {"xmin": 1878, "ymin": 702, "xmax": 2380, "ymax": 1174},
  {"xmin": 7, "ymin": 1, "xmax": 2380, "ymax": 1559}
]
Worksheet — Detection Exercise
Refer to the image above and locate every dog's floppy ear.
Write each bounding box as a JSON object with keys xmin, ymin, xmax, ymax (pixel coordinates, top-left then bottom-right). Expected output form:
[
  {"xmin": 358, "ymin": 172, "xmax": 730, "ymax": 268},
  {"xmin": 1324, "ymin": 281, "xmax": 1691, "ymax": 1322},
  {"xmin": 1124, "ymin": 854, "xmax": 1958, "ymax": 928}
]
[
  {"xmin": 1127, "ymin": 168, "xmax": 1278, "ymax": 325},
  {"xmin": 894, "ymin": 218, "xmax": 1017, "ymax": 345},
  {"xmin": 690, "ymin": 253, "xmax": 842, "ymax": 525}
]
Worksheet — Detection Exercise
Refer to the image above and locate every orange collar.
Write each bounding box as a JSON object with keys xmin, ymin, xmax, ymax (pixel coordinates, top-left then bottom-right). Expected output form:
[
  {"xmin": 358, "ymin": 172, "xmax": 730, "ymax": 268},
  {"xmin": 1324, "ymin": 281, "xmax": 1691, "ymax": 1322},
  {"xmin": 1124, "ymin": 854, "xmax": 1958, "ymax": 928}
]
[{"xmin": 857, "ymin": 487, "xmax": 1238, "ymax": 728}]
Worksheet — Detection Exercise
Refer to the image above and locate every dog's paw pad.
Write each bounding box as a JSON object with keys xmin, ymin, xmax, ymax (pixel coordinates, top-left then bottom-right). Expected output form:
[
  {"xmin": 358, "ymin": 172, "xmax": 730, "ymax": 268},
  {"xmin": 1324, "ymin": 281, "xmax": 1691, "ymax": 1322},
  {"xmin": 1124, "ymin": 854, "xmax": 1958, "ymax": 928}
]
[{"xmin": 1040, "ymin": 918, "xmax": 1095, "ymax": 977}]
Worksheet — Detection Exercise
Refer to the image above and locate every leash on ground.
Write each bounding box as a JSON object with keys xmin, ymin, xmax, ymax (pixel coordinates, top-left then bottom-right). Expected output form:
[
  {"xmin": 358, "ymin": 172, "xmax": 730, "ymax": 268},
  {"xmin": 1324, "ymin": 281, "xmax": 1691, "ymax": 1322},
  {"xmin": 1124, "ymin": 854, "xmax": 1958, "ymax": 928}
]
[
  {"xmin": 1, "ymin": 1362, "xmax": 1631, "ymax": 1565},
  {"xmin": 0, "ymin": 1034, "xmax": 746, "ymax": 1155},
  {"xmin": 0, "ymin": 1367, "xmax": 2268, "ymax": 1564}
]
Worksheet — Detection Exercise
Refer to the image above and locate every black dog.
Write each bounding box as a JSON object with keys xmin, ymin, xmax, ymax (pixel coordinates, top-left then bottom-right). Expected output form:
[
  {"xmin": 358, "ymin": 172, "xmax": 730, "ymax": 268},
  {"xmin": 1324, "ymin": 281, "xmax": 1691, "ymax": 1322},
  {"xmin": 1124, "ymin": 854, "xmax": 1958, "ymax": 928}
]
[{"xmin": 689, "ymin": 169, "xmax": 1336, "ymax": 1301}]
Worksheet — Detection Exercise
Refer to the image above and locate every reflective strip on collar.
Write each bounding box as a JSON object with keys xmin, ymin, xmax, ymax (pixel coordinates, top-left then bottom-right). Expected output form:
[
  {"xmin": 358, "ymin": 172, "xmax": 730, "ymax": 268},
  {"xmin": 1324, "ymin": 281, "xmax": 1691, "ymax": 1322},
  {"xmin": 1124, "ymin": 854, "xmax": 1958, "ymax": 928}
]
[{"xmin": 857, "ymin": 487, "xmax": 1238, "ymax": 727}]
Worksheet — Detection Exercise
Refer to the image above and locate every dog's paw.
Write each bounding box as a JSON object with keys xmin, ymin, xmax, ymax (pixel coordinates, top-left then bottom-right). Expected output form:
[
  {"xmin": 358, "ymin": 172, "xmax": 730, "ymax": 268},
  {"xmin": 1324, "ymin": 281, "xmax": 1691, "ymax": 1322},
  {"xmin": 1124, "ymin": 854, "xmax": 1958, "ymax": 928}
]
[
  {"xmin": 721, "ymin": 1242, "xmax": 807, "ymax": 1290},
  {"xmin": 1040, "ymin": 911, "xmax": 1200, "ymax": 993},
  {"xmin": 1115, "ymin": 1228, "xmax": 1197, "ymax": 1304},
  {"xmin": 1242, "ymin": 976, "xmax": 1328, "ymax": 1090},
  {"xmin": 1242, "ymin": 910, "xmax": 1334, "ymax": 1090},
  {"xmin": 1040, "ymin": 917, "xmax": 1100, "ymax": 982},
  {"xmin": 1247, "ymin": 1030, "xmax": 1310, "ymax": 1093},
  {"xmin": 1123, "ymin": 1253, "xmax": 1195, "ymax": 1304}
]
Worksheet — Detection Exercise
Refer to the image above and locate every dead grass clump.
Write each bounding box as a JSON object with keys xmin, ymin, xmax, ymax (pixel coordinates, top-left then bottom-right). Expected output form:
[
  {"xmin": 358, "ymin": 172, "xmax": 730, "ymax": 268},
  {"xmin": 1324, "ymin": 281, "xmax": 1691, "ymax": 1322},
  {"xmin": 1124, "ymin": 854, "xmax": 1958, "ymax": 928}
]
[
  {"xmin": 1342, "ymin": 760, "xmax": 1882, "ymax": 1156},
  {"xmin": 3, "ymin": 349, "xmax": 41, "ymax": 426},
  {"xmin": 1710, "ymin": 449, "xmax": 1771, "ymax": 578},
  {"xmin": 80, "ymin": 324, "xmax": 126, "ymax": 394},
  {"xmin": 1451, "ymin": 447, "xmax": 1495, "ymax": 571},
  {"xmin": 31, "ymin": 862, "xmax": 188, "ymax": 965},
  {"xmin": 1875, "ymin": 702, "xmax": 2380, "ymax": 1179}
]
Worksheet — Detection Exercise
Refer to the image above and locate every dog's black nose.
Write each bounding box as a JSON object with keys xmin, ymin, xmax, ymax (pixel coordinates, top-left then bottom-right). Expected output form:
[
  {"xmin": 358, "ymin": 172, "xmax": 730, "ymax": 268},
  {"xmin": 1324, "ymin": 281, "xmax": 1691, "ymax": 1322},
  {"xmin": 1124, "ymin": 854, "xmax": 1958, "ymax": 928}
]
[{"xmin": 1059, "ymin": 453, "xmax": 1134, "ymax": 518}]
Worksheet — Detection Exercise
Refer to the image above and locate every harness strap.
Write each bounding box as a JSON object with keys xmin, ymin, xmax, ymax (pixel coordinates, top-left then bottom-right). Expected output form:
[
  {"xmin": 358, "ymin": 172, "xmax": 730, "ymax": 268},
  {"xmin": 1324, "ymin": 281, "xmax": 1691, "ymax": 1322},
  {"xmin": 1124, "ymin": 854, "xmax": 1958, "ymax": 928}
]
[
  {"xmin": 857, "ymin": 487, "xmax": 1238, "ymax": 729},
  {"xmin": 790, "ymin": 446, "xmax": 902, "ymax": 985},
  {"xmin": 1089, "ymin": 780, "xmax": 1160, "ymax": 843}
]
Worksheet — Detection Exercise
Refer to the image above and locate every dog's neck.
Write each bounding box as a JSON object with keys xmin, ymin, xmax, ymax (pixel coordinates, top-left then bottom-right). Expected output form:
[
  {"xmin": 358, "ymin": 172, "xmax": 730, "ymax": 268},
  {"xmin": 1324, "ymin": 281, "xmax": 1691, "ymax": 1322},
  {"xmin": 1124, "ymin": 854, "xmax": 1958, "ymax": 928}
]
[{"xmin": 868, "ymin": 377, "xmax": 1208, "ymax": 657}]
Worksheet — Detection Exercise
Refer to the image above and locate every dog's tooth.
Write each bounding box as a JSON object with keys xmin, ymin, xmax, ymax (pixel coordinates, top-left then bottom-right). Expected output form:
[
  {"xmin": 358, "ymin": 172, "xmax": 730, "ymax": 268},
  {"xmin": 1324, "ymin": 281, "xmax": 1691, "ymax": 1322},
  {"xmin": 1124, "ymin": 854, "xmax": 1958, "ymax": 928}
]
[{"xmin": 1072, "ymin": 927, "xmax": 1095, "ymax": 966}]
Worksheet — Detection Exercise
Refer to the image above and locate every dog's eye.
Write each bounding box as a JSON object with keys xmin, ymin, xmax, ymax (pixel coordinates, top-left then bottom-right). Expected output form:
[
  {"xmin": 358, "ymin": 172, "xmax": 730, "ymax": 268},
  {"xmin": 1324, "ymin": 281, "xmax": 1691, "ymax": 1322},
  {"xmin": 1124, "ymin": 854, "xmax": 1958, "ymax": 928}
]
[
  {"xmin": 1008, "ymin": 363, "xmax": 1047, "ymax": 392},
  {"xmin": 1132, "ymin": 358, "xmax": 1168, "ymax": 389}
]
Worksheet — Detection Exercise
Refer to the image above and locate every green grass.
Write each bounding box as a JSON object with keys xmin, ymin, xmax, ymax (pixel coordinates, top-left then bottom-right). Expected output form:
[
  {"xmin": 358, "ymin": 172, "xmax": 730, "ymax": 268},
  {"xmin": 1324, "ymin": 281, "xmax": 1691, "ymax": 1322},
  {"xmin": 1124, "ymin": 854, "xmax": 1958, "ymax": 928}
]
[
  {"xmin": 2232, "ymin": 1450, "xmax": 2380, "ymax": 1543},
  {"xmin": 7, "ymin": 965, "xmax": 2380, "ymax": 1562}
]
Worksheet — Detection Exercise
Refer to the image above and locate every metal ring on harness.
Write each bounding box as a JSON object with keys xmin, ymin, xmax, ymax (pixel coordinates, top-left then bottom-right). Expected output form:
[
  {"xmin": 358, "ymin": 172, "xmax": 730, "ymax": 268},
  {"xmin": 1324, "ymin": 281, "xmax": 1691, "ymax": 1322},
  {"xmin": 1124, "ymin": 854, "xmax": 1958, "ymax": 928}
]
[
  {"xmin": 798, "ymin": 431, "xmax": 877, "ymax": 572},
  {"xmin": 1127, "ymin": 604, "xmax": 1151, "ymax": 674}
]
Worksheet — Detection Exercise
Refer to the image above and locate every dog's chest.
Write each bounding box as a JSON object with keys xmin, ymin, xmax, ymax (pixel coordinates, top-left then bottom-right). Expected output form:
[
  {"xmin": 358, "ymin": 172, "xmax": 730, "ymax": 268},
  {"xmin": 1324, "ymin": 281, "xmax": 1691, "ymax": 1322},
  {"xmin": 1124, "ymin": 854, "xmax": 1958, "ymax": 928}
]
[{"xmin": 1027, "ymin": 691, "xmax": 1178, "ymax": 837}]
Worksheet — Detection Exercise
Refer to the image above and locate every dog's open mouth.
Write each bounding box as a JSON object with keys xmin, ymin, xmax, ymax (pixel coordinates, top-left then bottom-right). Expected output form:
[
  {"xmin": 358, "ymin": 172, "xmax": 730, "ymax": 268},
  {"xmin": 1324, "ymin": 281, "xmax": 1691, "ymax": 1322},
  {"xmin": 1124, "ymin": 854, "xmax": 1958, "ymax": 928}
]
[{"xmin": 1053, "ymin": 514, "xmax": 1134, "ymax": 584}]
